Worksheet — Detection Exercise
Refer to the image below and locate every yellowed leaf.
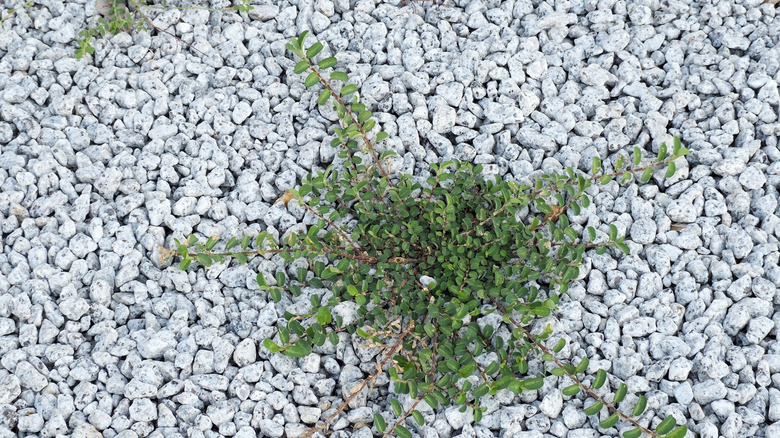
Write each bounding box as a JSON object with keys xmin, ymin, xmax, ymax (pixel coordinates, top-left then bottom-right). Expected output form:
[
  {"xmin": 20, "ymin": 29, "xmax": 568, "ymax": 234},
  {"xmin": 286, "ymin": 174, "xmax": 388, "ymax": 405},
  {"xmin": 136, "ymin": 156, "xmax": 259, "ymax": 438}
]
[{"xmin": 275, "ymin": 191, "xmax": 295, "ymax": 206}]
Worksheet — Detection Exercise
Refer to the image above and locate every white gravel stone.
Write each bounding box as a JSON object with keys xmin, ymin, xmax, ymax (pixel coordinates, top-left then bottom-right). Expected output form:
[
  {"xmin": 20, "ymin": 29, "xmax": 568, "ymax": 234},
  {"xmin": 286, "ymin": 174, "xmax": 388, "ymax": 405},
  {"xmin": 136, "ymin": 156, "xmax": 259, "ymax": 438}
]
[
  {"xmin": 0, "ymin": 374, "xmax": 21, "ymax": 404},
  {"xmin": 540, "ymin": 389, "xmax": 563, "ymax": 418},
  {"xmin": 129, "ymin": 398, "xmax": 158, "ymax": 422}
]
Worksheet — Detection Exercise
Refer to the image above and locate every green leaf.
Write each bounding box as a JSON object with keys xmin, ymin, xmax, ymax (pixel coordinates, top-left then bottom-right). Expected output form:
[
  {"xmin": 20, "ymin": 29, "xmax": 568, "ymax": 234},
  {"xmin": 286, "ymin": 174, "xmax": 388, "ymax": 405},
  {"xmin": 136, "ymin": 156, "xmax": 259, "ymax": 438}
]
[
  {"xmin": 474, "ymin": 408, "xmax": 483, "ymax": 422},
  {"xmin": 588, "ymin": 226, "xmax": 596, "ymax": 241},
  {"xmin": 341, "ymin": 84, "xmax": 357, "ymax": 95},
  {"xmin": 656, "ymin": 415, "xmax": 677, "ymax": 435},
  {"xmin": 562, "ymin": 384, "xmax": 580, "ymax": 397},
  {"xmin": 592, "ymin": 156, "xmax": 601, "ymax": 175},
  {"xmin": 614, "ymin": 382, "xmax": 627, "ymax": 404},
  {"xmin": 376, "ymin": 131, "xmax": 388, "ymax": 142},
  {"xmin": 592, "ymin": 369, "xmax": 607, "ymax": 389},
  {"xmin": 423, "ymin": 394, "xmax": 438, "ymax": 409},
  {"xmin": 550, "ymin": 367, "xmax": 565, "ymax": 377},
  {"xmin": 358, "ymin": 110, "xmax": 373, "ymax": 123},
  {"xmin": 279, "ymin": 327, "xmax": 290, "ymax": 344},
  {"xmin": 575, "ymin": 356, "xmax": 589, "ymax": 374},
  {"xmin": 270, "ymin": 289, "xmax": 282, "ymax": 302},
  {"xmin": 296, "ymin": 30, "xmax": 309, "ymax": 49},
  {"xmin": 609, "ymin": 224, "xmax": 618, "ymax": 241},
  {"xmin": 617, "ymin": 242, "xmax": 630, "ymax": 255},
  {"xmin": 599, "ymin": 413, "xmax": 619, "ymax": 429},
  {"xmin": 318, "ymin": 89, "xmax": 331, "ymax": 105},
  {"xmin": 523, "ymin": 377, "xmax": 544, "ymax": 390},
  {"xmin": 621, "ymin": 171, "xmax": 632, "ymax": 184},
  {"xmin": 657, "ymin": 142, "xmax": 667, "ymax": 161},
  {"xmin": 633, "ymin": 147, "xmax": 642, "ymax": 166},
  {"xmin": 534, "ymin": 306, "xmax": 550, "ymax": 317},
  {"xmin": 318, "ymin": 56, "xmax": 337, "ymax": 69},
  {"xmin": 623, "ymin": 427, "xmax": 643, "ymax": 438},
  {"xmin": 553, "ymin": 338, "xmax": 566, "ymax": 353},
  {"xmin": 241, "ymin": 235, "xmax": 251, "ymax": 249},
  {"xmin": 294, "ymin": 60, "xmax": 309, "ymax": 74},
  {"xmin": 317, "ymin": 307, "xmax": 332, "ymax": 324},
  {"xmin": 641, "ymin": 167, "xmax": 653, "ymax": 183},
  {"xmin": 331, "ymin": 71, "xmax": 349, "ymax": 81},
  {"xmin": 304, "ymin": 72, "xmax": 319, "ymax": 87},
  {"xmin": 615, "ymin": 154, "xmax": 624, "ymax": 170},
  {"xmin": 256, "ymin": 272, "xmax": 267, "ymax": 288},
  {"xmin": 179, "ymin": 258, "xmax": 191, "ymax": 270},
  {"xmin": 632, "ymin": 395, "xmax": 647, "ymax": 416},
  {"xmin": 473, "ymin": 384, "xmax": 489, "ymax": 398},
  {"xmin": 373, "ymin": 413, "xmax": 386, "ymax": 432},
  {"xmin": 285, "ymin": 340, "xmax": 312, "ymax": 357},
  {"xmin": 306, "ymin": 42, "xmax": 323, "ymax": 58},
  {"xmin": 665, "ymin": 161, "xmax": 676, "ymax": 178},
  {"xmin": 263, "ymin": 338, "xmax": 280, "ymax": 352},
  {"xmin": 226, "ymin": 237, "xmax": 239, "ymax": 249},
  {"xmin": 390, "ymin": 399, "xmax": 403, "ymax": 416},
  {"xmin": 584, "ymin": 401, "xmax": 603, "ymax": 416},
  {"xmin": 664, "ymin": 426, "xmax": 687, "ymax": 438},
  {"xmin": 276, "ymin": 271, "xmax": 286, "ymax": 287},
  {"xmin": 412, "ymin": 410, "xmax": 425, "ymax": 426},
  {"xmin": 196, "ymin": 253, "xmax": 212, "ymax": 266},
  {"xmin": 600, "ymin": 174, "xmax": 612, "ymax": 185},
  {"xmin": 395, "ymin": 425, "xmax": 412, "ymax": 438}
]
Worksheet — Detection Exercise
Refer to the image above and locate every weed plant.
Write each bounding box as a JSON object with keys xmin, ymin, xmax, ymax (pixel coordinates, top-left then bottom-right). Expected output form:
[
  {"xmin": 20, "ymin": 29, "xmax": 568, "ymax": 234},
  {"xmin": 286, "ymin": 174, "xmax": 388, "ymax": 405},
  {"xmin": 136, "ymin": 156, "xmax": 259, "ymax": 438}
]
[
  {"xmin": 74, "ymin": 0, "xmax": 252, "ymax": 59},
  {"xmin": 162, "ymin": 31, "xmax": 691, "ymax": 438}
]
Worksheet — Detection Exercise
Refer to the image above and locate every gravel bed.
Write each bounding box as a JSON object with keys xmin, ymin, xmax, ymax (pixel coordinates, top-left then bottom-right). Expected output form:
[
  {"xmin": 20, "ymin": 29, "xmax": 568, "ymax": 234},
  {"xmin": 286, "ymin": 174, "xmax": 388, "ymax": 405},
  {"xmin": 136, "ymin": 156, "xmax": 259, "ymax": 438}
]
[{"xmin": 0, "ymin": 0, "xmax": 779, "ymax": 436}]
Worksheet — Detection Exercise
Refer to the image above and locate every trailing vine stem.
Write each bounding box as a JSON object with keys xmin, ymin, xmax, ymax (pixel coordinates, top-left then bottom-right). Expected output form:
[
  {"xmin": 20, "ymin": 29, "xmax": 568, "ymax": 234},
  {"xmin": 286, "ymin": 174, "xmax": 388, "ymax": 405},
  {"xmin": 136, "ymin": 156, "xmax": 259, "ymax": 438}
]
[
  {"xmin": 302, "ymin": 320, "xmax": 416, "ymax": 438},
  {"xmin": 489, "ymin": 296, "xmax": 661, "ymax": 437}
]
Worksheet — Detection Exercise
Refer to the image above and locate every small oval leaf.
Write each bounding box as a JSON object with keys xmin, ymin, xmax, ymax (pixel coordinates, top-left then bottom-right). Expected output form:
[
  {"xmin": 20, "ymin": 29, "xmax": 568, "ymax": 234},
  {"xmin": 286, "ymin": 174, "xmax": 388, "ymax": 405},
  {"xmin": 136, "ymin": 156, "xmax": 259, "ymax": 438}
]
[
  {"xmin": 655, "ymin": 415, "xmax": 677, "ymax": 435},
  {"xmin": 599, "ymin": 412, "xmax": 619, "ymax": 429},
  {"xmin": 562, "ymin": 384, "xmax": 580, "ymax": 397},
  {"xmin": 584, "ymin": 401, "xmax": 603, "ymax": 416},
  {"xmin": 341, "ymin": 84, "xmax": 357, "ymax": 95},
  {"xmin": 523, "ymin": 377, "xmax": 545, "ymax": 390},
  {"xmin": 395, "ymin": 424, "xmax": 412, "ymax": 438},
  {"xmin": 318, "ymin": 56, "xmax": 337, "ymax": 69},
  {"xmin": 304, "ymin": 71, "xmax": 319, "ymax": 87},
  {"xmin": 657, "ymin": 142, "xmax": 667, "ymax": 161},
  {"xmin": 294, "ymin": 60, "xmax": 309, "ymax": 74},
  {"xmin": 623, "ymin": 427, "xmax": 643, "ymax": 438},
  {"xmin": 317, "ymin": 89, "xmax": 331, "ymax": 105},
  {"xmin": 665, "ymin": 161, "xmax": 676, "ymax": 178},
  {"xmin": 330, "ymin": 71, "xmax": 349, "ymax": 81},
  {"xmin": 614, "ymin": 382, "xmax": 627, "ymax": 404},
  {"xmin": 592, "ymin": 369, "xmax": 607, "ymax": 389},
  {"xmin": 632, "ymin": 395, "xmax": 647, "ymax": 416},
  {"xmin": 390, "ymin": 399, "xmax": 402, "ymax": 416},
  {"xmin": 664, "ymin": 425, "xmax": 688, "ymax": 438},
  {"xmin": 373, "ymin": 413, "xmax": 386, "ymax": 432},
  {"xmin": 306, "ymin": 42, "xmax": 323, "ymax": 58},
  {"xmin": 412, "ymin": 410, "xmax": 425, "ymax": 426},
  {"xmin": 641, "ymin": 167, "xmax": 653, "ymax": 183}
]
